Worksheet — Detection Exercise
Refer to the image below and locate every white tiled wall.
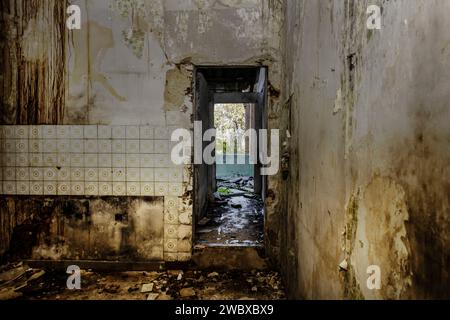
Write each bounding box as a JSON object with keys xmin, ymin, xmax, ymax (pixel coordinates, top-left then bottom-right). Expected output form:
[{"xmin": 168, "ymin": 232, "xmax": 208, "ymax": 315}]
[{"xmin": 0, "ymin": 125, "xmax": 185, "ymax": 197}]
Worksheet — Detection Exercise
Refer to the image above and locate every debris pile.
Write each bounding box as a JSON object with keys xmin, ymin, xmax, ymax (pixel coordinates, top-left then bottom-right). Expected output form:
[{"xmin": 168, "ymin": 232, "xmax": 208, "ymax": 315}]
[
  {"xmin": 0, "ymin": 262, "xmax": 46, "ymax": 300},
  {"xmin": 0, "ymin": 266, "xmax": 285, "ymax": 300}
]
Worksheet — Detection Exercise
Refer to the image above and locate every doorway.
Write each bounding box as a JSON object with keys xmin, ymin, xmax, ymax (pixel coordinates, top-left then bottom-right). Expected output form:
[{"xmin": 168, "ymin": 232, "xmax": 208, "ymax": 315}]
[{"xmin": 193, "ymin": 67, "xmax": 267, "ymax": 247}]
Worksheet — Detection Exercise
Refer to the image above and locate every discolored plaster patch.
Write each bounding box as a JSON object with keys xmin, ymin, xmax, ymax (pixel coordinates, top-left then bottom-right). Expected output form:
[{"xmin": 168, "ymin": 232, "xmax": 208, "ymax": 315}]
[
  {"xmin": 350, "ymin": 177, "xmax": 412, "ymax": 299},
  {"xmin": 164, "ymin": 65, "xmax": 193, "ymax": 111}
]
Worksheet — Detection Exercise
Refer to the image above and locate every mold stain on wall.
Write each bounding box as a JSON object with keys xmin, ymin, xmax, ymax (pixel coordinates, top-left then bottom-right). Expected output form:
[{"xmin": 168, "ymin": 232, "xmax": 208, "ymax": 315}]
[{"xmin": 1, "ymin": 0, "xmax": 67, "ymax": 125}]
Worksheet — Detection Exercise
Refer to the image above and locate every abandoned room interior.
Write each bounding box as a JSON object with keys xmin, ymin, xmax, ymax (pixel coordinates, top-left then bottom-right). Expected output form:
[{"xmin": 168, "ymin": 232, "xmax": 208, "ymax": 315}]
[{"xmin": 0, "ymin": 0, "xmax": 449, "ymax": 301}]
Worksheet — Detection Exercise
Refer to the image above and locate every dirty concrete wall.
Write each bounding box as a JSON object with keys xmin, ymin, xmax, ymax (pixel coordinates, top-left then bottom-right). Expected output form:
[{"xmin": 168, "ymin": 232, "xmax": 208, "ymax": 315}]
[
  {"xmin": 1, "ymin": 0, "xmax": 285, "ymax": 263},
  {"xmin": 282, "ymin": 0, "xmax": 450, "ymax": 299}
]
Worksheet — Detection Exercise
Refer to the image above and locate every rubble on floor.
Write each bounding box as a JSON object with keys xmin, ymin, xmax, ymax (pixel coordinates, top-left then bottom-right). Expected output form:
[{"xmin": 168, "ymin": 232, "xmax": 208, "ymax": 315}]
[
  {"xmin": 0, "ymin": 262, "xmax": 46, "ymax": 300},
  {"xmin": 0, "ymin": 263, "xmax": 285, "ymax": 300},
  {"xmin": 197, "ymin": 177, "xmax": 264, "ymax": 247}
]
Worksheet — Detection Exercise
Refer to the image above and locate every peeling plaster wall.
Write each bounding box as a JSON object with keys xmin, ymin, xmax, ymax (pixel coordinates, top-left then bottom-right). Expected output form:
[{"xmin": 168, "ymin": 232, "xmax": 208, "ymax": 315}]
[
  {"xmin": 282, "ymin": 0, "xmax": 450, "ymax": 299},
  {"xmin": 1, "ymin": 0, "xmax": 285, "ymax": 263}
]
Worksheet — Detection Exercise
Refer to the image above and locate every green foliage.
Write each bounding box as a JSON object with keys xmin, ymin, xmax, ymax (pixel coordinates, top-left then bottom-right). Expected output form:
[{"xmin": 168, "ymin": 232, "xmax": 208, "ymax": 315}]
[
  {"xmin": 218, "ymin": 187, "xmax": 231, "ymax": 195},
  {"xmin": 215, "ymin": 104, "xmax": 246, "ymax": 154}
]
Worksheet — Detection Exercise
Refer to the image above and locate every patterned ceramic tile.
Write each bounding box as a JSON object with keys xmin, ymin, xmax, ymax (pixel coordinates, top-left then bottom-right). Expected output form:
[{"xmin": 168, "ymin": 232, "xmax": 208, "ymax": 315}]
[
  {"xmin": 112, "ymin": 154, "xmax": 126, "ymax": 167},
  {"xmin": 70, "ymin": 154, "xmax": 84, "ymax": 167},
  {"xmin": 69, "ymin": 125, "xmax": 84, "ymax": 139},
  {"xmin": 164, "ymin": 253, "xmax": 178, "ymax": 262},
  {"xmin": 169, "ymin": 183, "xmax": 183, "ymax": 196},
  {"xmin": 84, "ymin": 140, "xmax": 98, "ymax": 153},
  {"xmin": 99, "ymin": 168, "xmax": 112, "ymax": 182},
  {"xmin": 98, "ymin": 154, "xmax": 112, "ymax": 168},
  {"xmin": 155, "ymin": 182, "xmax": 169, "ymax": 196},
  {"xmin": 56, "ymin": 126, "xmax": 70, "ymax": 139},
  {"xmin": 112, "ymin": 126, "xmax": 126, "ymax": 139},
  {"xmin": 85, "ymin": 168, "xmax": 98, "ymax": 182},
  {"xmin": 16, "ymin": 153, "xmax": 29, "ymax": 167},
  {"xmin": 140, "ymin": 140, "xmax": 154, "ymax": 154},
  {"xmin": 30, "ymin": 168, "xmax": 43, "ymax": 181},
  {"xmin": 43, "ymin": 140, "xmax": 57, "ymax": 153},
  {"xmin": 113, "ymin": 182, "xmax": 126, "ymax": 196},
  {"xmin": 15, "ymin": 126, "xmax": 28, "ymax": 139},
  {"xmin": 43, "ymin": 153, "xmax": 58, "ymax": 167},
  {"xmin": 70, "ymin": 139, "xmax": 84, "ymax": 153},
  {"xmin": 42, "ymin": 126, "xmax": 57, "ymax": 139},
  {"xmin": 112, "ymin": 140, "xmax": 126, "ymax": 153},
  {"xmin": 84, "ymin": 154, "xmax": 98, "ymax": 167},
  {"xmin": 30, "ymin": 182, "xmax": 44, "ymax": 195},
  {"xmin": 3, "ymin": 127, "xmax": 15, "ymax": 139},
  {"xmin": 168, "ymin": 168, "xmax": 183, "ymax": 182},
  {"xmin": 71, "ymin": 168, "xmax": 84, "ymax": 181},
  {"xmin": 154, "ymin": 168, "xmax": 169, "ymax": 182},
  {"xmin": 16, "ymin": 181, "xmax": 30, "ymax": 195},
  {"xmin": 57, "ymin": 167, "xmax": 70, "ymax": 181},
  {"xmin": 4, "ymin": 139, "xmax": 16, "ymax": 153},
  {"xmin": 140, "ymin": 126, "xmax": 154, "ymax": 139},
  {"xmin": 4, "ymin": 154, "xmax": 15, "ymax": 167},
  {"xmin": 164, "ymin": 224, "xmax": 178, "ymax": 239},
  {"xmin": 141, "ymin": 182, "xmax": 155, "ymax": 196},
  {"xmin": 165, "ymin": 197, "xmax": 180, "ymax": 213},
  {"xmin": 154, "ymin": 140, "xmax": 169, "ymax": 154},
  {"xmin": 57, "ymin": 139, "xmax": 71, "ymax": 153},
  {"xmin": 154, "ymin": 154, "xmax": 169, "ymax": 168},
  {"xmin": 84, "ymin": 126, "xmax": 98, "ymax": 139},
  {"xmin": 126, "ymin": 126, "xmax": 139, "ymax": 139},
  {"xmin": 3, "ymin": 181, "xmax": 16, "ymax": 195},
  {"xmin": 113, "ymin": 168, "xmax": 126, "ymax": 182},
  {"xmin": 126, "ymin": 154, "xmax": 140, "ymax": 168},
  {"xmin": 98, "ymin": 140, "xmax": 112, "ymax": 153},
  {"xmin": 177, "ymin": 253, "xmax": 192, "ymax": 262},
  {"xmin": 16, "ymin": 168, "xmax": 29, "ymax": 181},
  {"xmin": 164, "ymin": 211, "xmax": 179, "ymax": 225},
  {"xmin": 43, "ymin": 181, "xmax": 57, "ymax": 195},
  {"xmin": 29, "ymin": 126, "xmax": 42, "ymax": 139},
  {"xmin": 126, "ymin": 140, "xmax": 140, "ymax": 153},
  {"xmin": 44, "ymin": 168, "xmax": 57, "ymax": 181},
  {"xmin": 99, "ymin": 182, "xmax": 113, "ymax": 196},
  {"xmin": 154, "ymin": 127, "xmax": 169, "ymax": 140},
  {"xmin": 29, "ymin": 140, "xmax": 42, "ymax": 153},
  {"xmin": 98, "ymin": 126, "xmax": 112, "ymax": 139},
  {"xmin": 71, "ymin": 182, "xmax": 85, "ymax": 195},
  {"xmin": 57, "ymin": 154, "xmax": 71, "ymax": 167},
  {"xmin": 140, "ymin": 154, "xmax": 154, "ymax": 168},
  {"xmin": 126, "ymin": 182, "xmax": 140, "ymax": 196},
  {"xmin": 16, "ymin": 140, "xmax": 28, "ymax": 153},
  {"xmin": 140, "ymin": 168, "xmax": 154, "ymax": 181},
  {"xmin": 57, "ymin": 182, "xmax": 71, "ymax": 195},
  {"xmin": 85, "ymin": 182, "xmax": 99, "ymax": 196},
  {"xmin": 4, "ymin": 167, "xmax": 15, "ymax": 180},
  {"xmin": 126, "ymin": 168, "xmax": 140, "ymax": 182},
  {"xmin": 164, "ymin": 239, "xmax": 178, "ymax": 253}
]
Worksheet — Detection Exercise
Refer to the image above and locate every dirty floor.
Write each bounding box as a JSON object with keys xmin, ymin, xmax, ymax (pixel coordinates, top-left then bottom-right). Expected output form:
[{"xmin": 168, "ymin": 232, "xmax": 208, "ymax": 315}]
[
  {"xmin": 0, "ymin": 263, "xmax": 285, "ymax": 300},
  {"xmin": 196, "ymin": 179, "xmax": 264, "ymax": 247}
]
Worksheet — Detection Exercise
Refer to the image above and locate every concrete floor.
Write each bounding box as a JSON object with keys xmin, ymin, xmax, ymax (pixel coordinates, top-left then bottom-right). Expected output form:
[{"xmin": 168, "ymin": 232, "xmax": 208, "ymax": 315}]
[{"xmin": 196, "ymin": 195, "xmax": 264, "ymax": 247}]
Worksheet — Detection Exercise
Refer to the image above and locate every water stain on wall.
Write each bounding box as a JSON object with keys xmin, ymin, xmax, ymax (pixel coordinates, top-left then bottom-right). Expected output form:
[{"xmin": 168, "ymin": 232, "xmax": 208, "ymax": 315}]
[{"xmin": 1, "ymin": 0, "xmax": 66, "ymax": 125}]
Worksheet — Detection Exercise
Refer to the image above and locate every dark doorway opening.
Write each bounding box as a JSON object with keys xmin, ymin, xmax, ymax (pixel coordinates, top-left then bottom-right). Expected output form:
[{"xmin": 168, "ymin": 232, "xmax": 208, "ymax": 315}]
[{"xmin": 194, "ymin": 67, "xmax": 267, "ymax": 247}]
